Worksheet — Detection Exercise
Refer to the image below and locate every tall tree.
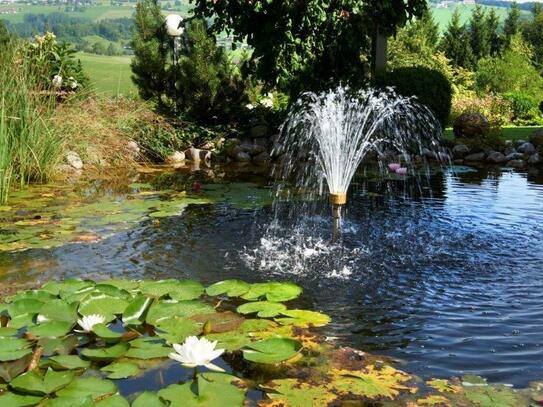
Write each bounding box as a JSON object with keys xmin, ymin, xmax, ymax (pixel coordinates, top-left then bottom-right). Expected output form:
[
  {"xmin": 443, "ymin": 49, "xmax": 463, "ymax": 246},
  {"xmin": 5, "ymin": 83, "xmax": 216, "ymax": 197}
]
[
  {"xmin": 190, "ymin": 0, "xmax": 429, "ymax": 97},
  {"xmin": 532, "ymin": 3, "xmax": 542, "ymax": 17},
  {"xmin": 523, "ymin": 8, "xmax": 543, "ymax": 66},
  {"xmin": 486, "ymin": 9, "xmax": 503, "ymax": 56},
  {"xmin": 469, "ymin": 5, "xmax": 490, "ymax": 62},
  {"xmin": 440, "ymin": 8, "xmax": 474, "ymax": 69},
  {"xmin": 504, "ymin": 2, "xmax": 522, "ymax": 45}
]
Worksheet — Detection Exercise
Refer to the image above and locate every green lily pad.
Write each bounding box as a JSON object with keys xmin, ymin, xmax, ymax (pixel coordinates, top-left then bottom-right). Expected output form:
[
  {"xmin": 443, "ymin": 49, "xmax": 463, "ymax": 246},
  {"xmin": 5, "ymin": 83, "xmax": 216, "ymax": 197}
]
[
  {"xmin": 42, "ymin": 280, "xmax": 95, "ymax": 297},
  {"xmin": 80, "ymin": 342, "xmax": 130, "ymax": 361},
  {"xmin": 158, "ymin": 373, "xmax": 246, "ymax": 407},
  {"xmin": 8, "ymin": 313, "xmax": 36, "ymax": 329},
  {"xmin": 0, "ymin": 348, "xmax": 33, "ymax": 362},
  {"xmin": 275, "ymin": 309, "xmax": 331, "ymax": 328},
  {"xmin": 237, "ymin": 301, "xmax": 287, "ymax": 318},
  {"xmin": 0, "ymin": 327, "xmax": 18, "ymax": 337},
  {"xmin": 205, "ymin": 331, "xmax": 252, "ymax": 352},
  {"xmin": 41, "ymin": 355, "xmax": 91, "ymax": 370},
  {"xmin": 78, "ymin": 295, "xmax": 129, "ymax": 321},
  {"xmin": 146, "ymin": 300, "xmax": 214, "ymax": 325},
  {"xmin": 100, "ymin": 362, "xmax": 139, "ymax": 379},
  {"xmin": 241, "ymin": 282, "xmax": 302, "ymax": 302},
  {"xmin": 242, "ymin": 338, "xmax": 302, "ymax": 364},
  {"xmin": 56, "ymin": 376, "xmax": 117, "ymax": 400},
  {"xmin": 38, "ymin": 335, "xmax": 78, "ymax": 356},
  {"xmin": 96, "ymin": 394, "xmax": 130, "ymax": 407},
  {"xmin": 206, "ymin": 280, "xmax": 250, "ymax": 298},
  {"xmin": 27, "ymin": 321, "xmax": 74, "ymax": 338},
  {"xmin": 0, "ymin": 353, "xmax": 33, "ymax": 382},
  {"xmin": 124, "ymin": 338, "xmax": 171, "ymax": 360},
  {"xmin": 132, "ymin": 391, "xmax": 166, "ymax": 407},
  {"xmin": 155, "ymin": 317, "xmax": 201, "ymax": 344},
  {"xmin": 38, "ymin": 300, "xmax": 78, "ymax": 324},
  {"xmin": 10, "ymin": 368, "xmax": 75, "ymax": 396},
  {"xmin": 122, "ymin": 295, "xmax": 152, "ymax": 326},
  {"xmin": 43, "ymin": 396, "xmax": 95, "ymax": 407},
  {"xmin": 464, "ymin": 386, "xmax": 519, "ymax": 407},
  {"xmin": 7, "ymin": 299, "xmax": 44, "ymax": 318},
  {"xmin": 92, "ymin": 323, "xmax": 123, "ymax": 341},
  {"xmin": 0, "ymin": 392, "xmax": 43, "ymax": 406}
]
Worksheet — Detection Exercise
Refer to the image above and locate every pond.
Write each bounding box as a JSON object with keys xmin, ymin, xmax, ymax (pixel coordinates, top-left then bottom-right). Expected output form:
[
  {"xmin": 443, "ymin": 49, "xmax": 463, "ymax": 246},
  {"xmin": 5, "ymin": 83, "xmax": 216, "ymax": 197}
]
[{"xmin": 1, "ymin": 163, "xmax": 542, "ymax": 388}]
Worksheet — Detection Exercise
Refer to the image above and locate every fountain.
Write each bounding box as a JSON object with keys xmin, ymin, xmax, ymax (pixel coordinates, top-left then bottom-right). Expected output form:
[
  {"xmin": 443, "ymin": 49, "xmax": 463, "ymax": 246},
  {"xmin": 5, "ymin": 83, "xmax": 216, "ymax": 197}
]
[{"xmin": 274, "ymin": 85, "xmax": 442, "ymax": 238}]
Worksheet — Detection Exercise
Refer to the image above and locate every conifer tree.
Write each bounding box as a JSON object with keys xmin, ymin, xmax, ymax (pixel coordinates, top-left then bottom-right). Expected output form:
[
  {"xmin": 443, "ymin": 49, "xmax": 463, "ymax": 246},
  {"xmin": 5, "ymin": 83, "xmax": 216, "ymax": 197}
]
[
  {"xmin": 486, "ymin": 9, "xmax": 503, "ymax": 57},
  {"xmin": 440, "ymin": 8, "xmax": 474, "ymax": 69},
  {"xmin": 469, "ymin": 5, "xmax": 491, "ymax": 62},
  {"xmin": 504, "ymin": 2, "xmax": 522, "ymax": 45}
]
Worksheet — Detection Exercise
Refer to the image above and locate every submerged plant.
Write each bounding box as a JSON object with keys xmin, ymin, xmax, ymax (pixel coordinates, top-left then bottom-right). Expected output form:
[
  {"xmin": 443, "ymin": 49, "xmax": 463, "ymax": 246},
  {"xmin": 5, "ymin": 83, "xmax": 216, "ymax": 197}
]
[{"xmin": 169, "ymin": 336, "xmax": 225, "ymax": 372}]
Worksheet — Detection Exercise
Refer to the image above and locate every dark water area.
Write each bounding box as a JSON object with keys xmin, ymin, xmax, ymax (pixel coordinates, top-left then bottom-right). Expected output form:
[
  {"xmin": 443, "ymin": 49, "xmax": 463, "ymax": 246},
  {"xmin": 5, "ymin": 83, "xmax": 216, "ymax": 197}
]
[{"xmin": 1, "ymin": 164, "xmax": 542, "ymax": 387}]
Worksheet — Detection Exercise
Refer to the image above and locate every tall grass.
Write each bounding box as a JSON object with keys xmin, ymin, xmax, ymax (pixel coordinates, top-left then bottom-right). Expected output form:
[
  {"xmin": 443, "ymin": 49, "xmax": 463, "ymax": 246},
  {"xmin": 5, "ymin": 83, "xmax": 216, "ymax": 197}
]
[{"xmin": 0, "ymin": 41, "xmax": 63, "ymax": 204}]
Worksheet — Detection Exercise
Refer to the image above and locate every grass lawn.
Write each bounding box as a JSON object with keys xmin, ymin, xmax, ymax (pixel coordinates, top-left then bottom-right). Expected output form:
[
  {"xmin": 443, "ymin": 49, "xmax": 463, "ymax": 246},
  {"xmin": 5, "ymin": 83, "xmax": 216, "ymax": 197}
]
[
  {"xmin": 77, "ymin": 52, "xmax": 137, "ymax": 97},
  {"xmin": 444, "ymin": 126, "xmax": 542, "ymax": 142}
]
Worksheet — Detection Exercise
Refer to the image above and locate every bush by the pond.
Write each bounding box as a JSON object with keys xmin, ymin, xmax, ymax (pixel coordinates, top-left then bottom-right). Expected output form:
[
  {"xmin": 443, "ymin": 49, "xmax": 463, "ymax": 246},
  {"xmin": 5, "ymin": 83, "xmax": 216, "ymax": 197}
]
[
  {"xmin": 505, "ymin": 92, "xmax": 543, "ymax": 126},
  {"xmin": 376, "ymin": 66, "xmax": 452, "ymax": 128}
]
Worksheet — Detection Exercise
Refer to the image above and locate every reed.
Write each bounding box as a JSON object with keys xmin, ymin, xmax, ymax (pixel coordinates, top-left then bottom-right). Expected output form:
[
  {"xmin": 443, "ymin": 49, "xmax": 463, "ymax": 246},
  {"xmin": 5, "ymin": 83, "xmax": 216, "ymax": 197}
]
[{"xmin": 0, "ymin": 41, "xmax": 63, "ymax": 203}]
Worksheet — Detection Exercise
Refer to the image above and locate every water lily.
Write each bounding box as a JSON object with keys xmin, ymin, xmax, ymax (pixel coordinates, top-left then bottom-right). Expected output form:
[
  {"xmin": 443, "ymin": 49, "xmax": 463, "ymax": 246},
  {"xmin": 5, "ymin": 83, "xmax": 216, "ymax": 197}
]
[
  {"xmin": 76, "ymin": 314, "xmax": 106, "ymax": 333},
  {"xmin": 169, "ymin": 336, "xmax": 225, "ymax": 372},
  {"xmin": 388, "ymin": 163, "xmax": 401, "ymax": 172},
  {"xmin": 395, "ymin": 167, "xmax": 408, "ymax": 175}
]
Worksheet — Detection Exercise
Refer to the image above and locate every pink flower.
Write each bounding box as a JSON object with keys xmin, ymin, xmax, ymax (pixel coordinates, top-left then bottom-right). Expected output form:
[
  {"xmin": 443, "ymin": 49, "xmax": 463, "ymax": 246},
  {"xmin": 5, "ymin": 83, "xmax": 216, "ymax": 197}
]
[
  {"xmin": 395, "ymin": 167, "xmax": 408, "ymax": 175},
  {"xmin": 388, "ymin": 163, "xmax": 401, "ymax": 172}
]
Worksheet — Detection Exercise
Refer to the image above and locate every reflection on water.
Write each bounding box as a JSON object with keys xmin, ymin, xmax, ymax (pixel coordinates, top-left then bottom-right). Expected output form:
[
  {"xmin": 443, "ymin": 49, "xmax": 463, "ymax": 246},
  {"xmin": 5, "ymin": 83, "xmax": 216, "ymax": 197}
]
[{"xmin": 0, "ymin": 165, "xmax": 542, "ymax": 387}]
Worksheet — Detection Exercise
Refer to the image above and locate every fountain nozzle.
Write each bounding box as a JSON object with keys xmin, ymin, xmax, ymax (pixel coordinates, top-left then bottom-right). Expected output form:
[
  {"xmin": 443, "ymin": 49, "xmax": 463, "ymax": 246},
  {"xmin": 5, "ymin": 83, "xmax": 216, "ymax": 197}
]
[
  {"xmin": 330, "ymin": 193, "xmax": 346, "ymax": 242},
  {"xmin": 329, "ymin": 193, "xmax": 347, "ymax": 206}
]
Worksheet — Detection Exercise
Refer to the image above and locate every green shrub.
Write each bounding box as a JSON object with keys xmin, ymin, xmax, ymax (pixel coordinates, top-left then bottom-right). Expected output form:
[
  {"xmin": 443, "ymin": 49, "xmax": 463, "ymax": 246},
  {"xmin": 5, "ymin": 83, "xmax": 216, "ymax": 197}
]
[
  {"xmin": 376, "ymin": 66, "xmax": 452, "ymax": 128},
  {"xmin": 451, "ymin": 94, "xmax": 512, "ymax": 127},
  {"xmin": 25, "ymin": 32, "xmax": 88, "ymax": 92},
  {"xmin": 504, "ymin": 92, "xmax": 543, "ymax": 125}
]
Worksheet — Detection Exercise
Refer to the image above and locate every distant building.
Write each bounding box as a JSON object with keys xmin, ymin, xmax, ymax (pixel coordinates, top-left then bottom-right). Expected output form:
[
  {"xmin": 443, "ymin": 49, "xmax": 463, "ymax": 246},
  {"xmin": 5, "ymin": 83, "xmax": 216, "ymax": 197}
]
[{"xmin": 463, "ymin": 0, "xmax": 476, "ymax": 5}]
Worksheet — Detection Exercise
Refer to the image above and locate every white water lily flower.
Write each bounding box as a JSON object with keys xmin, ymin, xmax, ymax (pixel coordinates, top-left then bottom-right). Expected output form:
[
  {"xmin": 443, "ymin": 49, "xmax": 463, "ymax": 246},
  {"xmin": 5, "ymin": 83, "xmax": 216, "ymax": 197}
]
[
  {"xmin": 169, "ymin": 336, "xmax": 225, "ymax": 372},
  {"xmin": 52, "ymin": 75, "xmax": 62, "ymax": 89},
  {"xmin": 76, "ymin": 314, "xmax": 106, "ymax": 333}
]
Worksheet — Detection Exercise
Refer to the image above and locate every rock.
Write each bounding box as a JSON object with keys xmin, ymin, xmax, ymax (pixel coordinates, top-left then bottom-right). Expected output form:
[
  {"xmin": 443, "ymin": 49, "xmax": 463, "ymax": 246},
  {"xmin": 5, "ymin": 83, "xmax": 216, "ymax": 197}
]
[
  {"xmin": 453, "ymin": 112, "xmax": 490, "ymax": 139},
  {"xmin": 529, "ymin": 129, "xmax": 543, "ymax": 147},
  {"xmin": 517, "ymin": 142, "xmax": 536, "ymax": 155},
  {"xmin": 253, "ymin": 151, "xmax": 270, "ymax": 166},
  {"xmin": 514, "ymin": 139, "xmax": 528, "ymax": 148},
  {"xmin": 250, "ymin": 124, "xmax": 268, "ymax": 139},
  {"xmin": 65, "ymin": 151, "xmax": 83, "ymax": 169},
  {"xmin": 253, "ymin": 138, "xmax": 269, "ymax": 149},
  {"xmin": 528, "ymin": 153, "xmax": 540, "ymax": 165},
  {"xmin": 269, "ymin": 134, "xmax": 281, "ymax": 144},
  {"xmin": 486, "ymin": 151, "xmax": 506, "ymax": 164},
  {"xmin": 422, "ymin": 148, "xmax": 437, "ymax": 160},
  {"xmin": 235, "ymin": 151, "xmax": 251, "ymax": 162},
  {"xmin": 227, "ymin": 145, "xmax": 244, "ymax": 159},
  {"xmin": 505, "ymin": 152, "xmax": 524, "ymax": 161},
  {"xmin": 507, "ymin": 159, "xmax": 526, "ymax": 168},
  {"xmin": 270, "ymin": 142, "xmax": 283, "ymax": 158},
  {"xmin": 165, "ymin": 151, "xmax": 185, "ymax": 164},
  {"xmin": 249, "ymin": 144, "xmax": 267, "ymax": 156},
  {"xmin": 504, "ymin": 147, "xmax": 517, "ymax": 156},
  {"xmin": 199, "ymin": 150, "xmax": 212, "ymax": 161},
  {"xmin": 453, "ymin": 159, "xmax": 464, "ymax": 164},
  {"xmin": 185, "ymin": 147, "xmax": 201, "ymax": 161},
  {"xmin": 452, "ymin": 144, "xmax": 470, "ymax": 159},
  {"xmin": 126, "ymin": 140, "xmax": 140, "ymax": 156},
  {"xmin": 464, "ymin": 152, "xmax": 486, "ymax": 162}
]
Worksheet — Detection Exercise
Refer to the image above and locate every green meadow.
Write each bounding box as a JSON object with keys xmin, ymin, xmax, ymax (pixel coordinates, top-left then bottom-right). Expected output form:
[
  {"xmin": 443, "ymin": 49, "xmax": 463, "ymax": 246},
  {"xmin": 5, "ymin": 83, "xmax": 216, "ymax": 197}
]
[
  {"xmin": 430, "ymin": 4, "xmax": 528, "ymax": 31},
  {"xmin": 77, "ymin": 52, "xmax": 137, "ymax": 97}
]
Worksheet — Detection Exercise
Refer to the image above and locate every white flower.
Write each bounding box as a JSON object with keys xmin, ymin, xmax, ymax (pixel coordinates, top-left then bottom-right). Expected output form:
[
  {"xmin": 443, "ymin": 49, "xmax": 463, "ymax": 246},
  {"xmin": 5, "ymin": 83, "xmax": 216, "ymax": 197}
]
[
  {"xmin": 245, "ymin": 103, "xmax": 255, "ymax": 110},
  {"xmin": 260, "ymin": 93, "xmax": 274, "ymax": 108},
  {"xmin": 76, "ymin": 314, "xmax": 106, "ymax": 333},
  {"xmin": 37, "ymin": 314, "xmax": 50, "ymax": 323},
  {"xmin": 169, "ymin": 336, "xmax": 225, "ymax": 372},
  {"xmin": 68, "ymin": 77, "xmax": 78, "ymax": 90},
  {"xmin": 165, "ymin": 14, "xmax": 184, "ymax": 37},
  {"xmin": 52, "ymin": 75, "xmax": 63, "ymax": 89}
]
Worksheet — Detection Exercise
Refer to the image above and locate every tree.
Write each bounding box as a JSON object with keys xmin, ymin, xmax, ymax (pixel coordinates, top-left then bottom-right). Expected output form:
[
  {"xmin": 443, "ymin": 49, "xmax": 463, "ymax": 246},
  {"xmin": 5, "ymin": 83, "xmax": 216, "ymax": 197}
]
[
  {"xmin": 131, "ymin": 0, "xmax": 175, "ymax": 113},
  {"xmin": 440, "ymin": 8, "xmax": 474, "ymax": 69},
  {"xmin": 486, "ymin": 9, "xmax": 503, "ymax": 57},
  {"xmin": 190, "ymin": 0, "xmax": 429, "ymax": 97},
  {"xmin": 476, "ymin": 34, "xmax": 543, "ymax": 98},
  {"xmin": 0, "ymin": 20, "xmax": 12, "ymax": 50},
  {"xmin": 523, "ymin": 8, "xmax": 543, "ymax": 67},
  {"xmin": 504, "ymin": 2, "xmax": 521, "ymax": 46},
  {"xmin": 469, "ymin": 5, "xmax": 490, "ymax": 62}
]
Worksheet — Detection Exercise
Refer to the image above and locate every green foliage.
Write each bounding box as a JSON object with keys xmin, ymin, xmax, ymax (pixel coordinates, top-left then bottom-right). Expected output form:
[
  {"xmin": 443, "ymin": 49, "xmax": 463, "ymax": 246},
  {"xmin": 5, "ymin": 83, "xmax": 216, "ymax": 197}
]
[
  {"xmin": 505, "ymin": 92, "xmax": 543, "ymax": 125},
  {"xmin": 504, "ymin": 2, "xmax": 522, "ymax": 46},
  {"xmin": 176, "ymin": 19, "xmax": 249, "ymax": 124},
  {"xmin": 469, "ymin": 5, "xmax": 491, "ymax": 62},
  {"xmin": 25, "ymin": 32, "xmax": 88, "ymax": 92},
  {"xmin": 440, "ymin": 9, "xmax": 474, "ymax": 69},
  {"xmin": 191, "ymin": 0, "xmax": 428, "ymax": 97},
  {"xmin": 377, "ymin": 66, "xmax": 452, "ymax": 128},
  {"xmin": 475, "ymin": 35, "xmax": 543, "ymax": 99},
  {"xmin": 522, "ymin": 9, "xmax": 543, "ymax": 67}
]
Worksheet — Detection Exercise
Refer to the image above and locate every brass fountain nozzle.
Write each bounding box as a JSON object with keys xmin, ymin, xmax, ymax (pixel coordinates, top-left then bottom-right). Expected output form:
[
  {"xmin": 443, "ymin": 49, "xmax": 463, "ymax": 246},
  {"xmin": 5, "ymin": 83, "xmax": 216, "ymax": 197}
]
[{"xmin": 329, "ymin": 192, "xmax": 347, "ymax": 206}]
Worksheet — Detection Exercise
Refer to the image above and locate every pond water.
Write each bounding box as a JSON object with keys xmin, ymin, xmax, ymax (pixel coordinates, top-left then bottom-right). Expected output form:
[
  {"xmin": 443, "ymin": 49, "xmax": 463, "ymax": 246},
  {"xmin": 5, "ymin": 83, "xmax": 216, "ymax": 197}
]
[{"xmin": 1, "ymin": 164, "xmax": 542, "ymax": 388}]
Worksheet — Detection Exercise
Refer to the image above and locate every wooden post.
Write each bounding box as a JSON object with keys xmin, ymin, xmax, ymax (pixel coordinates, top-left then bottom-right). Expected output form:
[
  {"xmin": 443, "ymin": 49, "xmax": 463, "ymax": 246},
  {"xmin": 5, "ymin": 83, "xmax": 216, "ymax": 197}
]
[{"xmin": 372, "ymin": 26, "xmax": 388, "ymax": 78}]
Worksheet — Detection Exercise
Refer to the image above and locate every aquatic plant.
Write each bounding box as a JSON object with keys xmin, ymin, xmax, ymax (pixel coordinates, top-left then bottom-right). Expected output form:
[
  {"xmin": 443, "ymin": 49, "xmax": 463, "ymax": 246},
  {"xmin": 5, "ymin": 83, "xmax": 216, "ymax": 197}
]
[{"xmin": 169, "ymin": 336, "xmax": 225, "ymax": 372}]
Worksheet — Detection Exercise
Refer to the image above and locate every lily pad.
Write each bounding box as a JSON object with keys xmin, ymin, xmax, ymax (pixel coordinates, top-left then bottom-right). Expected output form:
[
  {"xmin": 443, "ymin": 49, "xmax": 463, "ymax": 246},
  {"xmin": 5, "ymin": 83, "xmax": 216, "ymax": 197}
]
[
  {"xmin": 145, "ymin": 300, "xmax": 214, "ymax": 325},
  {"xmin": 132, "ymin": 391, "xmax": 165, "ymax": 407},
  {"xmin": 0, "ymin": 392, "xmax": 43, "ymax": 406},
  {"xmin": 122, "ymin": 296, "xmax": 152, "ymax": 326},
  {"xmin": 242, "ymin": 338, "xmax": 302, "ymax": 364},
  {"xmin": 237, "ymin": 301, "xmax": 287, "ymax": 318},
  {"xmin": 56, "ymin": 376, "xmax": 117, "ymax": 400},
  {"xmin": 155, "ymin": 317, "xmax": 201, "ymax": 344},
  {"xmin": 100, "ymin": 362, "xmax": 139, "ymax": 379},
  {"xmin": 80, "ymin": 342, "xmax": 130, "ymax": 361},
  {"xmin": 27, "ymin": 321, "xmax": 74, "ymax": 338},
  {"xmin": 206, "ymin": 280, "xmax": 250, "ymax": 298},
  {"xmin": 41, "ymin": 355, "xmax": 91, "ymax": 370},
  {"xmin": 241, "ymin": 282, "xmax": 302, "ymax": 302},
  {"xmin": 10, "ymin": 368, "xmax": 75, "ymax": 396},
  {"xmin": 261, "ymin": 379, "xmax": 337, "ymax": 407},
  {"xmin": 275, "ymin": 309, "xmax": 331, "ymax": 328}
]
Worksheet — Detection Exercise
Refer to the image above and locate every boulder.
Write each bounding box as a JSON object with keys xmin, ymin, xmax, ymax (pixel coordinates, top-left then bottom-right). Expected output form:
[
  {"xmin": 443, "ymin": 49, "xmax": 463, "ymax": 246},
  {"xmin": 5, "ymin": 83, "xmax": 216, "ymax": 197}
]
[
  {"xmin": 227, "ymin": 145, "xmax": 244, "ymax": 159},
  {"xmin": 505, "ymin": 152, "xmax": 524, "ymax": 161},
  {"xmin": 253, "ymin": 138, "xmax": 269, "ymax": 149},
  {"xmin": 486, "ymin": 151, "xmax": 506, "ymax": 164},
  {"xmin": 165, "ymin": 151, "xmax": 185, "ymax": 164},
  {"xmin": 528, "ymin": 153, "xmax": 540, "ymax": 165},
  {"xmin": 517, "ymin": 142, "xmax": 536, "ymax": 155},
  {"xmin": 185, "ymin": 147, "xmax": 200, "ymax": 161},
  {"xmin": 452, "ymin": 144, "xmax": 470, "ymax": 159},
  {"xmin": 464, "ymin": 152, "xmax": 486, "ymax": 162},
  {"xmin": 507, "ymin": 159, "xmax": 526, "ymax": 168},
  {"xmin": 504, "ymin": 147, "xmax": 517, "ymax": 156},
  {"xmin": 529, "ymin": 129, "xmax": 543, "ymax": 147},
  {"xmin": 253, "ymin": 151, "xmax": 271, "ymax": 166},
  {"xmin": 224, "ymin": 138, "xmax": 241, "ymax": 156},
  {"xmin": 235, "ymin": 151, "xmax": 251, "ymax": 162},
  {"xmin": 250, "ymin": 124, "xmax": 269, "ymax": 139},
  {"xmin": 514, "ymin": 139, "xmax": 528, "ymax": 148},
  {"xmin": 453, "ymin": 112, "xmax": 490, "ymax": 139},
  {"xmin": 65, "ymin": 151, "xmax": 83, "ymax": 170}
]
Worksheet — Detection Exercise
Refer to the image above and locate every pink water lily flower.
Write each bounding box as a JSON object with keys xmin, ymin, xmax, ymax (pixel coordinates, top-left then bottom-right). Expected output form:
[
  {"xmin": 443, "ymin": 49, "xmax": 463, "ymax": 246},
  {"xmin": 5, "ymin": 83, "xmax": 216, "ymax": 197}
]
[
  {"xmin": 395, "ymin": 167, "xmax": 408, "ymax": 175},
  {"xmin": 388, "ymin": 163, "xmax": 401, "ymax": 172}
]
